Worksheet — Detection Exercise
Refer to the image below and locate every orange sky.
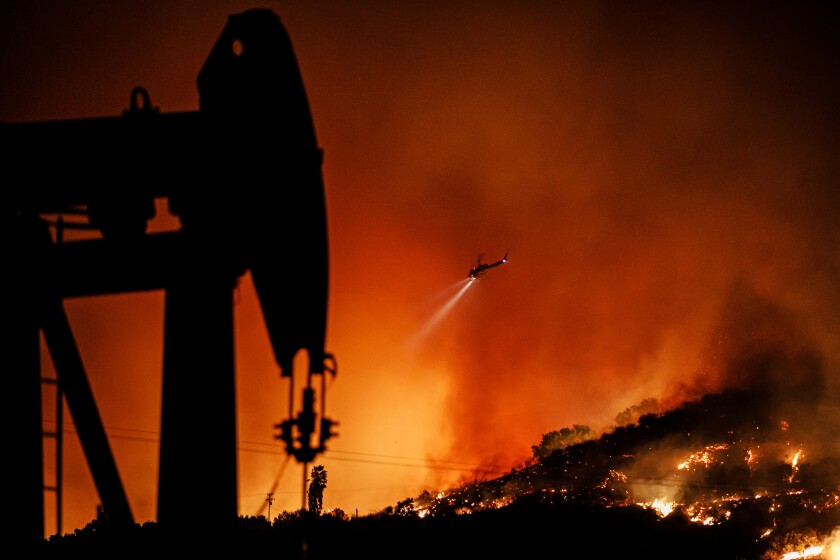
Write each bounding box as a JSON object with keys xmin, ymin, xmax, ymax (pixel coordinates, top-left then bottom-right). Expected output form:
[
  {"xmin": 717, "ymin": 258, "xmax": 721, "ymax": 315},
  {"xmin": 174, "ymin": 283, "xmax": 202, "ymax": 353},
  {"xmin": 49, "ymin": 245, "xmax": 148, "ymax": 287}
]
[{"xmin": 2, "ymin": 1, "xmax": 839, "ymax": 536}]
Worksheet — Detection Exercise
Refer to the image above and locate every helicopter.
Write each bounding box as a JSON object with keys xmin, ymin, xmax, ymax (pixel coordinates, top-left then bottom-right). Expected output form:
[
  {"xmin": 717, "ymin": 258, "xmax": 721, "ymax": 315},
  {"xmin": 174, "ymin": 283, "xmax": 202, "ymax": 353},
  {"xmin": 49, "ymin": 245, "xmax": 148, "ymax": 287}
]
[{"xmin": 468, "ymin": 251, "xmax": 508, "ymax": 280}]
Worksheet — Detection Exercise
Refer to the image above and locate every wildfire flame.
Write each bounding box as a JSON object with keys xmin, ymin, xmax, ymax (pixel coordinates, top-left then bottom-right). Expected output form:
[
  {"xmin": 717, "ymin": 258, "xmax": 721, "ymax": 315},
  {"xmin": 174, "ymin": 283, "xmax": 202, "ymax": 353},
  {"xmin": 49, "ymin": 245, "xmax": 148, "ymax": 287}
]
[
  {"xmin": 771, "ymin": 526, "xmax": 840, "ymax": 560},
  {"xmin": 678, "ymin": 443, "xmax": 730, "ymax": 470},
  {"xmin": 779, "ymin": 546, "xmax": 823, "ymax": 560},
  {"xmin": 788, "ymin": 449, "xmax": 804, "ymax": 484}
]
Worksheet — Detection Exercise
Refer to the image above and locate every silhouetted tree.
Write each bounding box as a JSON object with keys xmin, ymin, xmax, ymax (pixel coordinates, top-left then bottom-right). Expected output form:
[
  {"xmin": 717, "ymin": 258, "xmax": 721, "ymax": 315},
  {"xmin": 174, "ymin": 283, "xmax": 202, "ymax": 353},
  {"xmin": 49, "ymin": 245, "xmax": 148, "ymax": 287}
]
[
  {"xmin": 324, "ymin": 507, "xmax": 349, "ymax": 521},
  {"xmin": 394, "ymin": 498, "xmax": 417, "ymax": 517},
  {"xmin": 274, "ymin": 509, "xmax": 306, "ymax": 526},
  {"xmin": 308, "ymin": 465, "xmax": 327, "ymax": 515},
  {"xmin": 614, "ymin": 397, "xmax": 661, "ymax": 427},
  {"xmin": 532, "ymin": 424, "xmax": 596, "ymax": 459}
]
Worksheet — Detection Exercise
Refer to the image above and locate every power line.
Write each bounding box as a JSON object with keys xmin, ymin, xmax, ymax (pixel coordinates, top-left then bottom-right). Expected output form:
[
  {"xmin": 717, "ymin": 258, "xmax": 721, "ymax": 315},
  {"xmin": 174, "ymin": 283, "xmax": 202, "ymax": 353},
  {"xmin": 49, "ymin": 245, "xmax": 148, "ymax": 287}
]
[
  {"xmin": 41, "ymin": 421, "xmax": 513, "ymax": 475},
  {"xmin": 327, "ymin": 448, "xmax": 511, "ymax": 470},
  {"xmin": 323, "ymin": 453, "xmax": 508, "ymax": 475}
]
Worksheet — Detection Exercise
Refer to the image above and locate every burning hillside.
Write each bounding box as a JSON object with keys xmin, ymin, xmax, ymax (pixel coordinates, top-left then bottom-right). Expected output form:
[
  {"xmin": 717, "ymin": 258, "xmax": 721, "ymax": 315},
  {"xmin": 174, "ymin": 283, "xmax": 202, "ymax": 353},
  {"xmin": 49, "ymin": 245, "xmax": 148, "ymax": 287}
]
[{"xmin": 408, "ymin": 388, "xmax": 840, "ymax": 559}]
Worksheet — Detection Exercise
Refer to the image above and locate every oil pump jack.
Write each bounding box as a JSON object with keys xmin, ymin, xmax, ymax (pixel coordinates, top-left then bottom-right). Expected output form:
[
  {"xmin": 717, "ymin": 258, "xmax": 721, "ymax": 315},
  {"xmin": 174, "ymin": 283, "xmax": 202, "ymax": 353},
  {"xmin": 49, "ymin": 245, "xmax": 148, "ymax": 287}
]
[{"xmin": 3, "ymin": 9, "xmax": 336, "ymax": 543}]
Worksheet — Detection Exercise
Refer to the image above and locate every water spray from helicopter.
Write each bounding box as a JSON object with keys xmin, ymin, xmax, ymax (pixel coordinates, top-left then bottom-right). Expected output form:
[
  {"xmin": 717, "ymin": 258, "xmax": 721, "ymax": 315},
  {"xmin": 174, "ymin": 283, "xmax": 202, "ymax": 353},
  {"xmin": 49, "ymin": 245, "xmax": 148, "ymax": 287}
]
[
  {"xmin": 406, "ymin": 278, "xmax": 475, "ymax": 350},
  {"xmin": 405, "ymin": 252, "xmax": 508, "ymax": 350}
]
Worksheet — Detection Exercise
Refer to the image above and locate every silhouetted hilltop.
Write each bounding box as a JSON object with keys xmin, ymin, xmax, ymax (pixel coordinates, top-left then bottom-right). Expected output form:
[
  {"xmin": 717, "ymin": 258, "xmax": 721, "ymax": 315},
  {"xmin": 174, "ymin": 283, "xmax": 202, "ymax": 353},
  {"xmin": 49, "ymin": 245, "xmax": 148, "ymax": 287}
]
[
  {"xmin": 39, "ymin": 497, "xmax": 768, "ymax": 559},
  {"xmin": 39, "ymin": 389, "xmax": 840, "ymax": 559}
]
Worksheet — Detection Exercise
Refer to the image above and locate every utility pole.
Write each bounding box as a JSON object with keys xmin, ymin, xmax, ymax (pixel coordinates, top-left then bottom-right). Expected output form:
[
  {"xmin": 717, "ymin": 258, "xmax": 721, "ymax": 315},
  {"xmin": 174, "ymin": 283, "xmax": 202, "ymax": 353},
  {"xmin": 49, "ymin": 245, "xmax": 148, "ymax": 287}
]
[
  {"xmin": 302, "ymin": 462, "xmax": 309, "ymax": 511},
  {"xmin": 266, "ymin": 492, "xmax": 274, "ymax": 521}
]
